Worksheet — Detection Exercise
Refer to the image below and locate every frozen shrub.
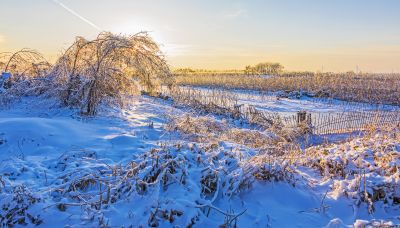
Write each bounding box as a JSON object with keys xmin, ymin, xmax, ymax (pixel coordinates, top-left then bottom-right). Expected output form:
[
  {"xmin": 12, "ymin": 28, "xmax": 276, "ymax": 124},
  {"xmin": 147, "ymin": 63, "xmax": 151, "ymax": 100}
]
[
  {"xmin": 0, "ymin": 32, "xmax": 173, "ymax": 115},
  {"xmin": 0, "ymin": 49, "xmax": 51, "ymax": 79},
  {"xmin": 52, "ymin": 32, "xmax": 172, "ymax": 115},
  {"xmin": 0, "ymin": 49, "xmax": 52, "ymax": 99}
]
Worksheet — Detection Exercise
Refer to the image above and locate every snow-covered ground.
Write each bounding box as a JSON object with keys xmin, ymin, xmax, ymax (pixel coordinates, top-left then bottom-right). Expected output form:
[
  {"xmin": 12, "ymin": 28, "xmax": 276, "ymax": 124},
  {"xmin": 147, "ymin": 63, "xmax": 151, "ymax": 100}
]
[
  {"xmin": 0, "ymin": 96, "xmax": 399, "ymax": 227},
  {"xmin": 172, "ymin": 86, "xmax": 400, "ymax": 115}
]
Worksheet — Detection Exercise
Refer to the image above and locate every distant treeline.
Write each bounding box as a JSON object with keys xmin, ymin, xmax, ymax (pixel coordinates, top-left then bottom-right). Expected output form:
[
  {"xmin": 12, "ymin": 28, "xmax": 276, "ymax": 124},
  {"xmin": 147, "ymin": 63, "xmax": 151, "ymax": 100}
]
[{"xmin": 174, "ymin": 62, "xmax": 284, "ymax": 75}]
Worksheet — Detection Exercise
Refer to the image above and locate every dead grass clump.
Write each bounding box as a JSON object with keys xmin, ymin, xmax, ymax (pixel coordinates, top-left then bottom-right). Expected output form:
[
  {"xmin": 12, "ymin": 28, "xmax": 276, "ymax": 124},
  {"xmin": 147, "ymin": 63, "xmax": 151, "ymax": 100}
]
[
  {"xmin": 0, "ymin": 184, "xmax": 42, "ymax": 226},
  {"xmin": 147, "ymin": 208, "xmax": 184, "ymax": 227},
  {"xmin": 166, "ymin": 114, "xmax": 281, "ymax": 149},
  {"xmin": 301, "ymin": 125, "xmax": 400, "ymax": 212},
  {"xmin": 353, "ymin": 219, "xmax": 397, "ymax": 227},
  {"xmin": 222, "ymin": 128, "xmax": 277, "ymax": 149},
  {"xmin": 252, "ymin": 163, "xmax": 296, "ymax": 183},
  {"xmin": 164, "ymin": 86, "xmax": 240, "ymax": 118},
  {"xmin": 248, "ymin": 148, "xmax": 300, "ymax": 184},
  {"xmin": 166, "ymin": 113, "xmax": 303, "ymax": 187},
  {"xmin": 46, "ymin": 143, "xmax": 252, "ymax": 226},
  {"xmin": 166, "ymin": 114, "xmax": 226, "ymax": 138},
  {"xmin": 201, "ymin": 170, "xmax": 218, "ymax": 195}
]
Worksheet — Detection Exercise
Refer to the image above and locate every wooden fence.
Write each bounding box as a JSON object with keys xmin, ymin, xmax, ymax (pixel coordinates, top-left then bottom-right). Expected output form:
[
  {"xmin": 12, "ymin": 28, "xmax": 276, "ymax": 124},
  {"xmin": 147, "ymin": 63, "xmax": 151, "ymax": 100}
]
[
  {"xmin": 239, "ymin": 105, "xmax": 400, "ymax": 135},
  {"xmin": 161, "ymin": 87, "xmax": 400, "ymax": 135},
  {"xmin": 309, "ymin": 111, "xmax": 400, "ymax": 135}
]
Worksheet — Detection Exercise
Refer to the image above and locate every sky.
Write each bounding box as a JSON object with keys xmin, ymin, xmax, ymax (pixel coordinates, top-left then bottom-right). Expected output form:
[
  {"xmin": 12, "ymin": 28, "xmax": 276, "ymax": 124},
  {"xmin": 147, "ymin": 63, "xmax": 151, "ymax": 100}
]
[{"xmin": 0, "ymin": 0, "xmax": 399, "ymax": 72}]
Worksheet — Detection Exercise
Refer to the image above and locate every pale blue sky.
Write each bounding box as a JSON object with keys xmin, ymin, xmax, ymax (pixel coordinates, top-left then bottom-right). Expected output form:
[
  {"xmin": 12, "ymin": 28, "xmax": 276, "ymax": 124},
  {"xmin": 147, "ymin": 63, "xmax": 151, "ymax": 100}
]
[{"xmin": 1, "ymin": 0, "xmax": 399, "ymax": 72}]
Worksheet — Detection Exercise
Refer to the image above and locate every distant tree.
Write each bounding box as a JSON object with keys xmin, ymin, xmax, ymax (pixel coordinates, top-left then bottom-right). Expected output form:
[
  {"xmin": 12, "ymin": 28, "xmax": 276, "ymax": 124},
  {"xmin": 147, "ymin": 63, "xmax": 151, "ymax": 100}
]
[
  {"xmin": 254, "ymin": 62, "xmax": 284, "ymax": 75},
  {"xmin": 244, "ymin": 62, "xmax": 284, "ymax": 75},
  {"xmin": 244, "ymin": 65, "xmax": 254, "ymax": 75},
  {"xmin": 244, "ymin": 65, "xmax": 250, "ymax": 75},
  {"xmin": 174, "ymin": 68, "xmax": 196, "ymax": 74}
]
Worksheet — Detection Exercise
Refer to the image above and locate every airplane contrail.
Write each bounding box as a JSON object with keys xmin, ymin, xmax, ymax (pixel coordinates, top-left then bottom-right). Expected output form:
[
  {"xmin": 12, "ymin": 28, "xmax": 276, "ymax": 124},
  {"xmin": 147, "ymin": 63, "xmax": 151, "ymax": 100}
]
[{"xmin": 52, "ymin": 0, "xmax": 101, "ymax": 31}]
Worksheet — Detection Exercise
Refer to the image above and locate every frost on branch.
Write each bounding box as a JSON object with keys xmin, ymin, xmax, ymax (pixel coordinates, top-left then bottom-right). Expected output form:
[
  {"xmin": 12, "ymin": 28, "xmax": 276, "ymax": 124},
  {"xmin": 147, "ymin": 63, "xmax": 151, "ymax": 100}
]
[
  {"xmin": 0, "ymin": 32, "xmax": 173, "ymax": 115},
  {"xmin": 52, "ymin": 32, "xmax": 172, "ymax": 115}
]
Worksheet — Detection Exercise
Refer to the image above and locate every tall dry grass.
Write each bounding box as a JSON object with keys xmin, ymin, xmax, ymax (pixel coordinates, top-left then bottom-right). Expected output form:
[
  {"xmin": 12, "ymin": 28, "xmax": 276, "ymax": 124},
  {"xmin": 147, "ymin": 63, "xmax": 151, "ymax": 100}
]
[{"xmin": 174, "ymin": 72, "xmax": 400, "ymax": 105}]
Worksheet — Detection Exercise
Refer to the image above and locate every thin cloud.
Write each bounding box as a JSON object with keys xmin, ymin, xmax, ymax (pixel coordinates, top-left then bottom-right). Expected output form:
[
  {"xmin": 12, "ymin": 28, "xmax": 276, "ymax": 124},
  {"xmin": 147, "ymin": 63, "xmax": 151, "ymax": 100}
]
[
  {"xmin": 52, "ymin": 0, "xmax": 101, "ymax": 31},
  {"xmin": 224, "ymin": 8, "xmax": 247, "ymax": 18},
  {"xmin": 0, "ymin": 35, "xmax": 5, "ymax": 43},
  {"xmin": 222, "ymin": 3, "xmax": 247, "ymax": 19}
]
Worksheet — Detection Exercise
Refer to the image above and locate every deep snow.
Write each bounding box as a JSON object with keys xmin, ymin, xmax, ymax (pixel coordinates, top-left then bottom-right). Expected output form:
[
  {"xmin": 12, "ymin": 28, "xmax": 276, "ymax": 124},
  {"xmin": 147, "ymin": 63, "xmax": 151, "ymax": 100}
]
[{"xmin": 0, "ymin": 96, "xmax": 399, "ymax": 227}]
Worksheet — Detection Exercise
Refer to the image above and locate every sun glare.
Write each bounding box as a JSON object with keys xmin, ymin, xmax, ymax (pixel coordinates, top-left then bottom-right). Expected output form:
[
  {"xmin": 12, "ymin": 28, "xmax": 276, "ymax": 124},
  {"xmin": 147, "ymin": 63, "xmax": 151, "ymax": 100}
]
[{"xmin": 110, "ymin": 21, "xmax": 175, "ymax": 54}]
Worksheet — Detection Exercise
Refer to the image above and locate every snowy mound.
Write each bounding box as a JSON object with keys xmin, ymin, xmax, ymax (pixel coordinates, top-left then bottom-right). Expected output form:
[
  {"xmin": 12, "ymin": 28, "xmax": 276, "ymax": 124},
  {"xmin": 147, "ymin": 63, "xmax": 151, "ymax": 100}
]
[{"xmin": 0, "ymin": 96, "xmax": 399, "ymax": 227}]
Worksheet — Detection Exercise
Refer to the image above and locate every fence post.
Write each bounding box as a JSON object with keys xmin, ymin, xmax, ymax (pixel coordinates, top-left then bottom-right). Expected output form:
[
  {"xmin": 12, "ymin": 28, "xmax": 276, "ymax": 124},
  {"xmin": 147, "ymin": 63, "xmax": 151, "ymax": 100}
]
[
  {"xmin": 297, "ymin": 111, "xmax": 307, "ymax": 125},
  {"xmin": 297, "ymin": 111, "xmax": 312, "ymax": 134}
]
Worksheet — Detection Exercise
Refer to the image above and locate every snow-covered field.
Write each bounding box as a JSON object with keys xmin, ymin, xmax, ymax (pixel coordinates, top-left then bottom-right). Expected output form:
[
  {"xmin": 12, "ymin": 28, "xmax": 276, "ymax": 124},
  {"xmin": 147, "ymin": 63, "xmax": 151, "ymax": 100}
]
[
  {"xmin": 0, "ymin": 96, "xmax": 399, "ymax": 227},
  {"xmin": 171, "ymin": 86, "xmax": 400, "ymax": 115}
]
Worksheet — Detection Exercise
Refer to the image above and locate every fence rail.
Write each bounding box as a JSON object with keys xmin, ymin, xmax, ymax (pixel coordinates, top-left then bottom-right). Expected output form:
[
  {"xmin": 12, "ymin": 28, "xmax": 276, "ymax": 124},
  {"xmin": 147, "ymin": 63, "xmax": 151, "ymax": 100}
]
[
  {"xmin": 233, "ymin": 104, "xmax": 400, "ymax": 135},
  {"xmin": 161, "ymin": 87, "xmax": 400, "ymax": 135},
  {"xmin": 242, "ymin": 105, "xmax": 400, "ymax": 135},
  {"xmin": 309, "ymin": 111, "xmax": 400, "ymax": 135}
]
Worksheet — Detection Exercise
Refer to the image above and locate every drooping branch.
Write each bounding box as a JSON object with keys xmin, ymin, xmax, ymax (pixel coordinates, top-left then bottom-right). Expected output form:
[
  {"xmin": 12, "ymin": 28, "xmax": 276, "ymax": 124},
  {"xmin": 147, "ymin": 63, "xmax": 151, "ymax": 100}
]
[
  {"xmin": 51, "ymin": 32, "xmax": 172, "ymax": 115},
  {"xmin": 1, "ymin": 48, "xmax": 51, "ymax": 77}
]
